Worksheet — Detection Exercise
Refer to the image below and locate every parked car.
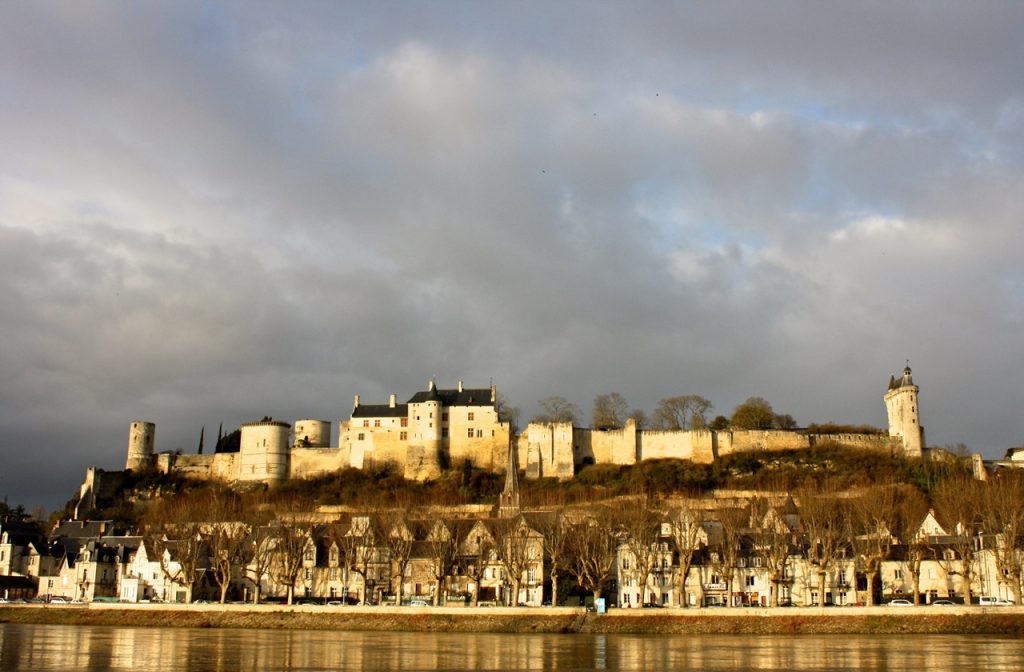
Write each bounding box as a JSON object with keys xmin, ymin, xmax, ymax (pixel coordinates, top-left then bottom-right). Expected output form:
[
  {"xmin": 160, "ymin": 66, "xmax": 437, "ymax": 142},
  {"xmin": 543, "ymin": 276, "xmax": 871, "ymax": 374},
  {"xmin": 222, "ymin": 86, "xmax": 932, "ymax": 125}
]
[
  {"xmin": 931, "ymin": 599, "xmax": 955, "ymax": 606},
  {"xmin": 979, "ymin": 596, "xmax": 1014, "ymax": 606},
  {"xmin": 48, "ymin": 597, "xmax": 69, "ymax": 604},
  {"xmin": 887, "ymin": 599, "xmax": 913, "ymax": 607}
]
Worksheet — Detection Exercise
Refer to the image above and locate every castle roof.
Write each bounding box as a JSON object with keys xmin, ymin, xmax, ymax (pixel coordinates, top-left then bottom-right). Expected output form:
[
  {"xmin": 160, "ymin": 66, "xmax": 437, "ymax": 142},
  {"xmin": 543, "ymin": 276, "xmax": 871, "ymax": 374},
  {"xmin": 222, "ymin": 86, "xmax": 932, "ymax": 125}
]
[
  {"xmin": 407, "ymin": 387, "xmax": 494, "ymax": 407},
  {"xmin": 887, "ymin": 366, "xmax": 915, "ymax": 391},
  {"xmin": 352, "ymin": 403, "xmax": 409, "ymax": 418}
]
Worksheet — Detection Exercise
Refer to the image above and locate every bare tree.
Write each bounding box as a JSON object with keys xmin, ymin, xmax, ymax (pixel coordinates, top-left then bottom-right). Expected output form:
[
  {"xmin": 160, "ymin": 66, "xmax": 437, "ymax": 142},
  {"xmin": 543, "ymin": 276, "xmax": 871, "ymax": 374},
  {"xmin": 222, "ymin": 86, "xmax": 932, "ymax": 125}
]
[
  {"xmin": 426, "ymin": 519, "xmax": 460, "ymax": 606},
  {"xmin": 244, "ymin": 523, "xmax": 276, "ymax": 604},
  {"xmin": 493, "ymin": 516, "xmax": 541, "ymax": 606},
  {"xmin": 339, "ymin": 514, "xmax": 375, "ymax": 604},
  {"xmin": 627, "ymin": 408, "xmax": 648, "ymax": 430},
  {"xmin": 377, "ymin": 508, "xmax": 414, "ymax": 606},
  {"xmin": 458, "ymin": 523, "xmax": 492, "ymax": 607},
  {"xmin": 565, "ymin": 507, "xmax": 617, "ymax": 602},
  {"xmin": 535, "ymin": 507, "xmax": 570, "ymax": 607},
  {"xmin": 710, "ymin": 507, "xmax": 747, "ymax": 608},
  {"xmin": 850, "ymin": 484, "xmax": 901, "ymax": 606},
  {"xmin": 652, "ymin": 395, "xmax": 714, "ymax": 430},
  {"xmin": 592, "ymin": 393, "xmax": 629, "ymax": 430},
  {"xmin": 668, "ymin": 502, "xmax": 705, "ymax": 608},
  {"xmin": 895, "ymin": 486, "xmax": 931, "ymax": 605},
  {"xmin": 495, "ymin": 393, "xmax": 521, "ymax": 433},
  {"xmin": 934, "ymin": 475, "xmax": 985, "ymax": 606},
  {"xmin": 533, "ymin": 396, "xmax": 581, "ymax": 425},
  {"xmin": 750, "ymin": 496, "xmax": 796, "ymax": 607},
  {"xmin": 617, "ymin": 495, "xmax": 662, "ymax": 606},
  {"xmin": 797, "ymin": 482, "xmax": 851, "ymax": 606},
  {"xmin": 269, "ymin": 519, "xmax": 315, "ymax": 605},
  {"xmin": 200, "ymin": 493, "xmax": 251, "ymax": 604},
  {"xmin": 981, "ymin": 471, "xmax": 1024, "ymax": 603},
  {"xmin": 144, "ymin": 495, "xmax": 209, "ymax": 604}
]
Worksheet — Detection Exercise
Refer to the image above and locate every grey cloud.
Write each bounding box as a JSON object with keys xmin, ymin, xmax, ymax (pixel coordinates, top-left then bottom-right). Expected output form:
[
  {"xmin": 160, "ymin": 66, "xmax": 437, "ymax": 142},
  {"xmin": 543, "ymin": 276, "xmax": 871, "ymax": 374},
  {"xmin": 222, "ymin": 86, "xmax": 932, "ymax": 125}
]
[{"xmin": 1, "ymin": 3, "xmax": 1022, "ymax": 509}]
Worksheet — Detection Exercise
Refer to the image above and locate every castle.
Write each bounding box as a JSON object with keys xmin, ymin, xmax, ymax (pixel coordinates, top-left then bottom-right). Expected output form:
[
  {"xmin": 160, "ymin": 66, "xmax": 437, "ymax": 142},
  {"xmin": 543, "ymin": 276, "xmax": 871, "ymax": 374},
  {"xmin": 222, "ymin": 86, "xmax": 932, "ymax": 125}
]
[
  {"xmin": 94, "ymin": 366, "xmax": 921, "ymax": 487},
  {"xmin": 89, "ymin": 367, "xmax": 923, "ymax": 497}
]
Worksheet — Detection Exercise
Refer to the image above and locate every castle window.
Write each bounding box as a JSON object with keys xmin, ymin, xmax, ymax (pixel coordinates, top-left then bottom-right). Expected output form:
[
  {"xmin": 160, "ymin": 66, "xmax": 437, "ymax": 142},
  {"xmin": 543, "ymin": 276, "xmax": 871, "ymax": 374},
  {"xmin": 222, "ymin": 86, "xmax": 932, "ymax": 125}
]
[
  {"xmin": 476, "ymin": 429, "xmax": 483, "ymax": 438},
  {"xmin": 442, "ymin": 428, "xmax": 448, "ymax": 438},
  {"xmin": 374, "ymin": 419, "xmax": 381, "ymax": 427},
  {"xmin": 442, "ymin": 413, "xmax": 448, "ymax": 422},
  {"xmin": 363, "ymin": 420, "xmax": 369, "ymax": 428},
  {"xmin": 468, "ymin": 412, "xmax": 475, "ymax": 421},
  {"xmin": 467, "ymin": 428, "xmax": 474, "ymax": 438},
  {"xmin": 401, "ymin": 418, "xmax": 408, "ymax": 427},
  {"xmin": 400, "ymin": 431, "xmax": 407, "ymax": 441},
  {"xmin": 358, "ymin": 433, "xmax": 365, "ymax": 441}
]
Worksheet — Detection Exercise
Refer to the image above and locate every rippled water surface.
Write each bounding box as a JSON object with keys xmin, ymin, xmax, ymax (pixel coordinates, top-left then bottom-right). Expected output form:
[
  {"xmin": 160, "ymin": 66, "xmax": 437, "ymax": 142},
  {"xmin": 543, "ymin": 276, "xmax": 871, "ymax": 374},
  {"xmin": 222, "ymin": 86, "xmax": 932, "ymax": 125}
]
[{"xmin": 2, "ymin": 624, "xmax": 1023, "ymax": 671}]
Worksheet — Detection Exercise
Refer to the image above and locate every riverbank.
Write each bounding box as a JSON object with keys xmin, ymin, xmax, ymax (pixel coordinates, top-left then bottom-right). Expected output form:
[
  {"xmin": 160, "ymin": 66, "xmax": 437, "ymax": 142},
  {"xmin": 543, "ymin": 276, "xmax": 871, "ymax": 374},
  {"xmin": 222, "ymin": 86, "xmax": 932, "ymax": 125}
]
[{"xmin": 4, "ymin": 604, "xmax": 1024, "ymax": 635}]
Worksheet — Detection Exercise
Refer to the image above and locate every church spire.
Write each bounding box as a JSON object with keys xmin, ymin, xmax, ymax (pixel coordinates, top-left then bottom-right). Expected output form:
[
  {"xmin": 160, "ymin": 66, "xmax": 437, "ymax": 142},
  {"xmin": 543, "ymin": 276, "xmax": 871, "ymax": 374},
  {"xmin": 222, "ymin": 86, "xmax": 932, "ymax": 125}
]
[{"xmin": 499, "ymin": 442, "xmax": 521, "ymax": 518}]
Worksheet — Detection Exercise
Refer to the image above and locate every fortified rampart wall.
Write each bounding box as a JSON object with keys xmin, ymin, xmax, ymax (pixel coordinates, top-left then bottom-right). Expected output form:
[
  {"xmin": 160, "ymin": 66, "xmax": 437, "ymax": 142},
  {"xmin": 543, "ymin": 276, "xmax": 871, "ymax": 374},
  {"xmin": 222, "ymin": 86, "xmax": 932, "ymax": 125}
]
[
  {"xmin": 638, "ymin": 429, "xmax": 717, "ymax": 463},
  {"xmin": 717, "ymin": 430, "xmax": 811, "ymax": 456},
  {"xmin": 517, "ymin": 422, "xmax": 906, "ymax": 481},
  {"xmin": 290, "ymin": 448, "xmax": 346, "ymax": 479},
  {"xmin": 155, "ymin": 453, "xmax": 239, "ymax": 480},
  {"xmin": 136, "ymin": 423, "xmax": 903, "ymax": 486}
]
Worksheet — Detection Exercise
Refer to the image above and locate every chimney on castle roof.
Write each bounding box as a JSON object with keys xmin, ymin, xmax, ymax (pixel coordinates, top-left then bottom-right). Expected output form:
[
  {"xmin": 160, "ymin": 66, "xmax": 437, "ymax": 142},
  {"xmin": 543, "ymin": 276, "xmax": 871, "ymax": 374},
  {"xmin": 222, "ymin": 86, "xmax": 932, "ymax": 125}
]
[
  {"xmin": 490, "ymin": 384, "xmax": 496, "ymax": 403},
  {"xmin": 428, "ymin": 378, "xmax": 435, "ymax": 391},
  {"xmin": 389, "ymin": 394, "xmax": 396, "ymax": 408},
  {"xmin": 353, "ymin": 394, "xmax": 360, "ymax": 410},
  {"xmin": 458, "ymin": 380, "xmax": 464, "ymax": 392}
]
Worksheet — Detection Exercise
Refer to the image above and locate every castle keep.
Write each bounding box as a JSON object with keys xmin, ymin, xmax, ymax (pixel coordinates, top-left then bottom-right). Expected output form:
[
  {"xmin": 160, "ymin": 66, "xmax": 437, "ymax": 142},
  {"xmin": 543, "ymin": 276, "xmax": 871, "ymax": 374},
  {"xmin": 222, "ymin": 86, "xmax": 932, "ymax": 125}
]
[{"xmin": 110, "ymin": 369, "xmax": 924, "ymax": 487}]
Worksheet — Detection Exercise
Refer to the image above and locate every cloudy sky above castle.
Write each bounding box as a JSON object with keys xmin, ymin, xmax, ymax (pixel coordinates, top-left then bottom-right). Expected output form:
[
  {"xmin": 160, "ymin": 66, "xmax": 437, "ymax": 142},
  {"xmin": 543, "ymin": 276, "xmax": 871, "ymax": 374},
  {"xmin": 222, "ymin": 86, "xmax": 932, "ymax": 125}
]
[{"xmin": 2, "ymin": 2, "xmax": 1023, "ymax": 509}]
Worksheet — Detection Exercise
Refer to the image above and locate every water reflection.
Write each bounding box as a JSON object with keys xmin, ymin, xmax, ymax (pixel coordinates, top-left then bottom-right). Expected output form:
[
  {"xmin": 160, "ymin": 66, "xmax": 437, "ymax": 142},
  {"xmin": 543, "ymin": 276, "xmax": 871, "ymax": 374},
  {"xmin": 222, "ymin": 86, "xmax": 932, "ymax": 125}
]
[{"xmin": 2, "ymin": 624, "xmax": 1022, "ymax": 671}]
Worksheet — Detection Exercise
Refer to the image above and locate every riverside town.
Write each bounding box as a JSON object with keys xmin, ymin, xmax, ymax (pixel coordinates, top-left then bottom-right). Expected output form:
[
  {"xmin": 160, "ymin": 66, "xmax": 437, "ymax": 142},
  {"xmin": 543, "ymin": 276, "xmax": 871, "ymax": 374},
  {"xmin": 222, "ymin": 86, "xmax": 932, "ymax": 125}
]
[{"xmin": 2, "ymin": 366, "xmax": 1023, "ymax": 630}]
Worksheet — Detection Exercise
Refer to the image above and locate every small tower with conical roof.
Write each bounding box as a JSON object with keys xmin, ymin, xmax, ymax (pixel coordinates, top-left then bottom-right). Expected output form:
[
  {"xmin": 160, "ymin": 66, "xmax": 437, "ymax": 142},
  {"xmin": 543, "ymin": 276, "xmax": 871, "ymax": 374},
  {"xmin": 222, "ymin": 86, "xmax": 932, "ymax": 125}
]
[
  {"xmin": 884, "ymin": 364, "xmax": 924, "ymax": 458},
  {"xmin": 499, "ymin": 441, "xmax": 521, "ymax": 518}
]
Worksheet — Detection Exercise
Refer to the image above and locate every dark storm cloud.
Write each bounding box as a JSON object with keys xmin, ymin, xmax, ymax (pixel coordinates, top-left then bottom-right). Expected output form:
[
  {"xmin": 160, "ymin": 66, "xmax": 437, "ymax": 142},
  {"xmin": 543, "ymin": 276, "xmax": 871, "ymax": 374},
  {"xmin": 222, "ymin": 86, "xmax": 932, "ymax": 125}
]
[{"xmin": 1, "ymin": 2, "xmax": 1022, "ymax": 508}]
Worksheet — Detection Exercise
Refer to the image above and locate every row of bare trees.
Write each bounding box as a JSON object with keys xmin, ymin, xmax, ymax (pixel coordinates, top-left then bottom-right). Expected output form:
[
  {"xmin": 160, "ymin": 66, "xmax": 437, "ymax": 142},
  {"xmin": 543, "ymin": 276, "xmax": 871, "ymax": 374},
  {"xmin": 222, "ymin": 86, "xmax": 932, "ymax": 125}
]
[
  {"xmin": 140, "ymin": 470, "xmax": 1024, "ymax": 607},
  {"xmin": 532, "ymin": 393, "xmax": 797, "ymax": 432}
]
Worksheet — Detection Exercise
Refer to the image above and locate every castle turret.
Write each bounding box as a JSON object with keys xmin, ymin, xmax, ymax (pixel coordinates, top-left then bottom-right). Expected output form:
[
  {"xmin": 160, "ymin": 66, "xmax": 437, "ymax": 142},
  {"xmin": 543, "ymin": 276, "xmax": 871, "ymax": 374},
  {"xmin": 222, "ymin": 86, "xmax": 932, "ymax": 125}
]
[
  {"xmin": 884, "ymin": 365, "xmax": 924, "ymax": 458},
  {"xmin": 239, "ymin": 420, "xmax": 291, "ymax": 482},
  {"xmin": 294, "ymin": 419, "xmax": 331, "ymax": 448},
  {"xmin": 126, "ymin": 421, "xmax": 155, "ymax": 471}
]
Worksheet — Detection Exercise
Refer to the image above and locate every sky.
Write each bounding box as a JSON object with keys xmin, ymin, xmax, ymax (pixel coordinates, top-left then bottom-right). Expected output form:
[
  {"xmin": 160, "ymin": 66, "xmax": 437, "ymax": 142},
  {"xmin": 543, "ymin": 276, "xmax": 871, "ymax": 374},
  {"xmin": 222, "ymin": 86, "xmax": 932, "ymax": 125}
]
[{"xmin": 2, "ymin": 2, "xmax": 1022, "ymax": 512}]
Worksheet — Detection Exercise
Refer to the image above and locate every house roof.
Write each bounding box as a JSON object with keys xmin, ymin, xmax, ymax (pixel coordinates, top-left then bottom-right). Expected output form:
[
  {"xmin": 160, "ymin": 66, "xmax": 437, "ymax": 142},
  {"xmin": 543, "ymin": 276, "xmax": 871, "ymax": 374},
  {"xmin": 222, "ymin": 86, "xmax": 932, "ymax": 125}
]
[{"xmin": 51, "ymin": 520, "xmax": 120, "ymax": 539}]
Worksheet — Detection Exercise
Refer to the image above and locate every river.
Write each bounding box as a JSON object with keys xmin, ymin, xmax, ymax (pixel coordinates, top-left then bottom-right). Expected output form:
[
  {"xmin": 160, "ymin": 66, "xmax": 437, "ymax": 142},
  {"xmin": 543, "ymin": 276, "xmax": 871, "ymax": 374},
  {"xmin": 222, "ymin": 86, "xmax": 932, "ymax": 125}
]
[{"xmin": 1, "ymin": 624, "xmax": 1022, "ymax": 671}]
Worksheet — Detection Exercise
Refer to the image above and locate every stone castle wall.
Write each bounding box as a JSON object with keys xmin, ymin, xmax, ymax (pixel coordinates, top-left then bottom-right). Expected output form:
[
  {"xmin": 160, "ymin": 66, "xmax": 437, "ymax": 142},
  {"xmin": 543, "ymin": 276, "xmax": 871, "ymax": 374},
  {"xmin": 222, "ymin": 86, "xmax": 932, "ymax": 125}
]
[
  {"xmin": 155, "ymin": 453, "xmax": 239, "ymax": 480},
  {"xmin": 521, "ymin": 422, "xmax": 574, "ymax": 480},
  {"xmin": 574, "ymin": 420, "xmax": 639, "ymax": 467},
  {"xmin": 717, "ymin": 429, "xmax": 811, "ymax": 457},
  {"xmin": 517, "ymin": 423, "xmax": 906, "ymax": 480},
  {"xmin": 290, "ymin": 447, "xmax": 346, "ymax": 479},
  {"xmin": 138, "ymin": 423, "xmax": 905, "ymax": 487},
  {"xmin": 638, "ymin": 429, "xmax": 717, "ymax": 463},
  {"xmin": 809, "ymin": 433, "xmax": 900, "ymax": 452}
]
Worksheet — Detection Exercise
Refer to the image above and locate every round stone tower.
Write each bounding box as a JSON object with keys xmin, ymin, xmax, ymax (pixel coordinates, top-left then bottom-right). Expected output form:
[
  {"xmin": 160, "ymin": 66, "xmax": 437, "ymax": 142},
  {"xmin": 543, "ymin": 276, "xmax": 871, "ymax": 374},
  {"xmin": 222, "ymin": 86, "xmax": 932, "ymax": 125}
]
[
  {"xmin": 239, "ymin": 420, "xmax": 291, "ymax": 482},
  {"xmin": 884, "ymin": 366, "xmax": 924, "ymax": 458},
  {"xmin": 294, "ymin": 419, "xmax": 331, "ymax": 448},
  {"xmin": 126, "ymin": 421, "xmax": 156, "ymax": 471}
]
